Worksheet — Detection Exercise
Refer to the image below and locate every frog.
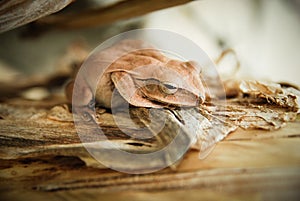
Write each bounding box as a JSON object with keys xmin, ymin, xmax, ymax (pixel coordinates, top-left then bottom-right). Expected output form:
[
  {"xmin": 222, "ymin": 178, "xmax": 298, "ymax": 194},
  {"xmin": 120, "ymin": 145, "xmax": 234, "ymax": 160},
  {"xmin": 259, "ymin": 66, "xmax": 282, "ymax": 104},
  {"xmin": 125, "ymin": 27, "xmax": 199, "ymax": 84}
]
[{"xmin": 65, "ymin": 40, "xmax": 206, "ymax": 116}]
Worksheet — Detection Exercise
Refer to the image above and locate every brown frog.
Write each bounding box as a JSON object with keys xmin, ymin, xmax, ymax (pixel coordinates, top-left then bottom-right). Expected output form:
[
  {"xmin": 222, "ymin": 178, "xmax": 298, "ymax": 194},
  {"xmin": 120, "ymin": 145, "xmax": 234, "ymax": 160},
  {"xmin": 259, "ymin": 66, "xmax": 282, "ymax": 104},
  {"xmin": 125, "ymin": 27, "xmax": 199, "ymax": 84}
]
[{"xmin": 65, "ymin": 40, "xmax": 206, "ymax": 113}]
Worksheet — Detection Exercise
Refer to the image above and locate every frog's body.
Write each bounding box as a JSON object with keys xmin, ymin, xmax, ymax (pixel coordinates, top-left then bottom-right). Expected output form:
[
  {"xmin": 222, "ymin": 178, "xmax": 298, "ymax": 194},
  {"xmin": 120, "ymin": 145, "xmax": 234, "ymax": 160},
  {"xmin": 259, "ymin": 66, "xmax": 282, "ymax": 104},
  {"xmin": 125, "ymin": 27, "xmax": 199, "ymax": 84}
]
[{"xmin": 66, "ymin": 40, "xmax": 206, "ymax": 109}]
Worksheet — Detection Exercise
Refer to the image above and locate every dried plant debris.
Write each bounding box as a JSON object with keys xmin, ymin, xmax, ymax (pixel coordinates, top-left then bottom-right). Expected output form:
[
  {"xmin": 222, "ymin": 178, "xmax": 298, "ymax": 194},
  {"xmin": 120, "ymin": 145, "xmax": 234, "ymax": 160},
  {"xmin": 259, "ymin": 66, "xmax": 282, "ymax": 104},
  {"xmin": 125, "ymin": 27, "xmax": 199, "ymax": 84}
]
[
  {"xmin": 209, "ymin": 99, "xmax": 297, "ymax": 130},
  {"xmin": 187, "ymin": 107, "xmax": 238, "ymax": 159},
  {"xmin": 238, "ymin": 80, "xmax": 299, "ymax": 110},
  {"xmin": 234, "ymin": 80, "xmax": 300, "ymax": 128},
  {"xmin": 201, "ymin": 79, "xmax": 300, "ymax": 131}
]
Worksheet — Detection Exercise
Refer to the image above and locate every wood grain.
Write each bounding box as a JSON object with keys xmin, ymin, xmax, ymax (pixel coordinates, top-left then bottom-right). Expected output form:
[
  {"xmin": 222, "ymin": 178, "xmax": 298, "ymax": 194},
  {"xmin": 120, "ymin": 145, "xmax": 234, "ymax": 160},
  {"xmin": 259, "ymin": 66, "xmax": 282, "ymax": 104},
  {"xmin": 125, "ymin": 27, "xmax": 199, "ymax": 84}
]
[
  {"xmin": 0, "ymin": 0, "xmax": 73, "ymax": 33},
  {"xmin": 0, "ymin": 97, "xmax": 299, "ymax": 200},
  {"xmin": 35, "ymin": 0, "xmax": 194, "ymax": 30},
  {"xmin": 0, "ymin": 0, "xmax": 194, "ymax": 33}
]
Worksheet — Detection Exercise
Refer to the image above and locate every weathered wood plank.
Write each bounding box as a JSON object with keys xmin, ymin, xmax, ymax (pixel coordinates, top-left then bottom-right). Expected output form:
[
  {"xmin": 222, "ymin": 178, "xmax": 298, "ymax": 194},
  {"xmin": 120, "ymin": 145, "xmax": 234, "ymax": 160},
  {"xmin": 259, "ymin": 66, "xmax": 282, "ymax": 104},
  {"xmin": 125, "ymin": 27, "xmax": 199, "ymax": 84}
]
[
  {"xmin": 1, "ymin": 125, "xmax": 300, "ymax": 193},
  {"xmin": 0, "ymin": 0, "xmax": 195, "ymax": 33},
  {"xmin": 35, "ymin": 0, "xmax": 194, "ymax": 30},
  {"xmin": 180, "ymin": 138, "xmax": 300, "ymax": 171},
  {"xmin": 0, "ymin": 0, "xmax": 73, "ymax": 33},
  {"xmin": 1, "ymin": 165, "xmax": 299, "ymax": 200},
  {"xmin": 0, "ymin": 96, "xmax": 299, "ymax": 200}
]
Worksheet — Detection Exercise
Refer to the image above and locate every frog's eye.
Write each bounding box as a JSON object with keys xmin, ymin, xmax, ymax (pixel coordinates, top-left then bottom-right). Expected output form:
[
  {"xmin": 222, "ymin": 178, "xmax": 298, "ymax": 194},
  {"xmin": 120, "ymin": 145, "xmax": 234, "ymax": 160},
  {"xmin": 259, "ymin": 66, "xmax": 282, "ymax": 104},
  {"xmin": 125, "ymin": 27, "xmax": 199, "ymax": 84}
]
[{"xmin": 159, "ymin": 82, "xmax": 178, "ymax": 95}]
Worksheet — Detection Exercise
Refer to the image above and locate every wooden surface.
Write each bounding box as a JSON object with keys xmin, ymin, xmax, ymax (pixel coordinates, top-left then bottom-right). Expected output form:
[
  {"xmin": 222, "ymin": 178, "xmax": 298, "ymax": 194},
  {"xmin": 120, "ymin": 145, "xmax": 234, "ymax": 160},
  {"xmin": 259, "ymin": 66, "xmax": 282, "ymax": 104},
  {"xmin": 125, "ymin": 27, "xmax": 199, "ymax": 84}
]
[
  {"xmin": 0, "ymin": 0, "xmax": 194, "ymax": 33},
  {"xmin": 36, "ymin": 0, "xmax": 194, "ymax": 30},
  {"xmin": 0, "ymin": 0, "xmax": 73, "ymax": 33},
  {"xmin": 0, "ymin": 97, "xmax": 300, "ymax": 201}
]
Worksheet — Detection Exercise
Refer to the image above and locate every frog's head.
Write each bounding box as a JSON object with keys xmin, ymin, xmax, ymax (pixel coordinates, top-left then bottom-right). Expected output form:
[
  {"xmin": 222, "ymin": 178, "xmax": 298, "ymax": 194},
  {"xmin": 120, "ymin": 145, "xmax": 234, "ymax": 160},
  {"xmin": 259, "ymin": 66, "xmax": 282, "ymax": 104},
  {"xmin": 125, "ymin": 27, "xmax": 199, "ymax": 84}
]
[{"xmin": 110, "ymin": 53, "xmax": 206, "ymax": 108}]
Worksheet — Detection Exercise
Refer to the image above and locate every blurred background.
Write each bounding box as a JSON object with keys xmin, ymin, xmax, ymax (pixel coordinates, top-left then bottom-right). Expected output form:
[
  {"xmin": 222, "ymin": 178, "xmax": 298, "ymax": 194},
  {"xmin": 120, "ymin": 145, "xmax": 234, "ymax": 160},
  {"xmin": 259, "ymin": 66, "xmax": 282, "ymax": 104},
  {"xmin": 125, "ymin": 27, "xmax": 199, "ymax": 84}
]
[{"xmin": 0, "ymin": 0, "xmax": 299, "ymax": 86}]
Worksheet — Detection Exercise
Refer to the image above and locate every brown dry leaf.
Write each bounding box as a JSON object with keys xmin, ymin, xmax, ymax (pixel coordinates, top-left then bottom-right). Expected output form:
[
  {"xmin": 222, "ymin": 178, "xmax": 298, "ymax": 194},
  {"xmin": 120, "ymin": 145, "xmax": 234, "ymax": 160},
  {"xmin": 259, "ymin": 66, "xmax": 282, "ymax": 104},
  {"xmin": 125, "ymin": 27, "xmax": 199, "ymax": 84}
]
[
  {"xmin": 239, "ymin": 80, "xmax": 300, "ymax": 112},
  {"xmin": 187, "ymin": 80, "xmax": 300, "ymax": 159},
  {"xmin": 231, "ymin": 80, "xmax": 300, "ymax": 129}
]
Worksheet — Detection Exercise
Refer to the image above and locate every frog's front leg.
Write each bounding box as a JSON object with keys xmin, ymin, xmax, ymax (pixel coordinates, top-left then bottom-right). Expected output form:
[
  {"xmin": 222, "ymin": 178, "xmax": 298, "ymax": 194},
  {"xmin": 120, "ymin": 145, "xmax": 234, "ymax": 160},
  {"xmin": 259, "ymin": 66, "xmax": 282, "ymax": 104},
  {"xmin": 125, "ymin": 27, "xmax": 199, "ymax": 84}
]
[{"xmin": 65, "ymin": 79, "xmax": 97, "ymax": 122}]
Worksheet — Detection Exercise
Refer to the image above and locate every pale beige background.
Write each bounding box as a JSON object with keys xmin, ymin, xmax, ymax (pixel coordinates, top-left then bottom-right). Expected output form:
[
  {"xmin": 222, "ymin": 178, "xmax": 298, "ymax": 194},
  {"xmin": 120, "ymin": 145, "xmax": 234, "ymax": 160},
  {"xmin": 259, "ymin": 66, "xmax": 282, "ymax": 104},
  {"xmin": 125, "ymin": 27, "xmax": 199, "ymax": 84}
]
[
  {"xmin": 144, "ymin": 0, "xmax": 300, "ymax": 85},
  {"xmin": 0, "ymin": 0, "xmax": 299, "ymax": 86}
]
